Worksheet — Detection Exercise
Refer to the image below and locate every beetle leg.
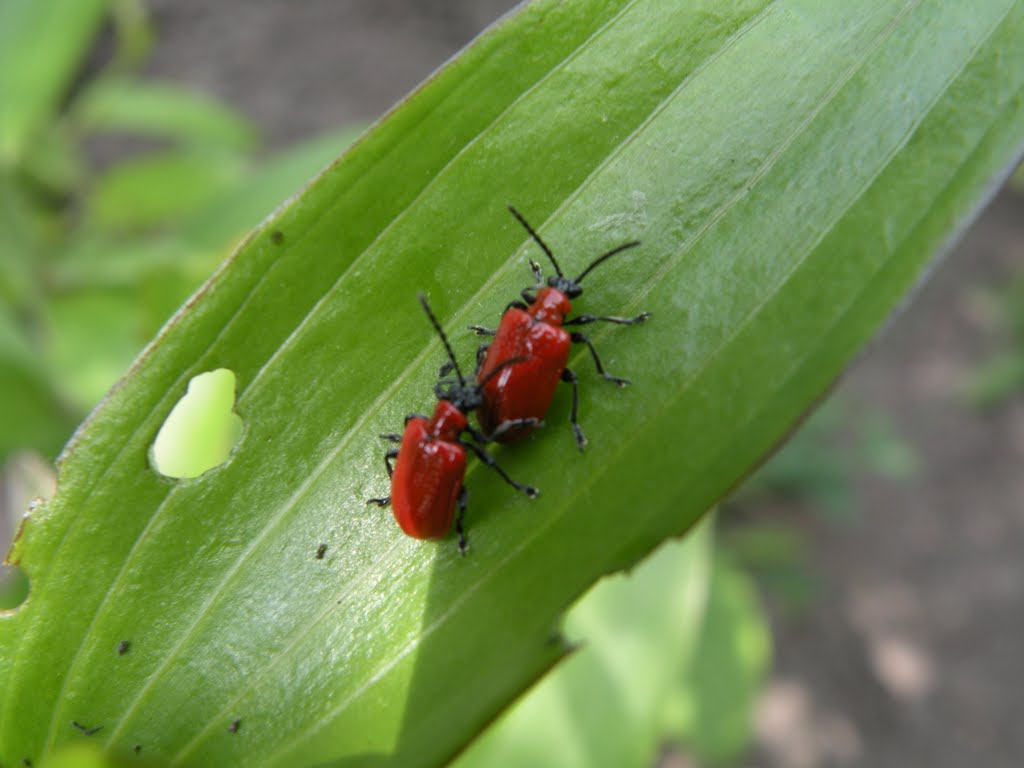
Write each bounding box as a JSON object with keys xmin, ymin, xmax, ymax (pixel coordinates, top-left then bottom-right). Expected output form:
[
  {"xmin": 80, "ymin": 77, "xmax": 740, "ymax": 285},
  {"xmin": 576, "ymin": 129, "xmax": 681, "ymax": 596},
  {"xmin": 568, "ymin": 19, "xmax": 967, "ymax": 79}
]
[
  {"xmin": 485, "ymin": 417, "xmax": 544, "ymax": 442},
  {"xmin": 464, "ymin": 419, "xmax": 540, "ymax": 443},
  {"xmin": 520, "ymin": 288, "xmax": 538, "ymax": 306},
  {"xmin": 570, "ymin": 332, "xmax": 630, "ymax": 387},
  {"xmin": 561, "ymin": 368, "xmax": 587, "ymax": 451},
  {"xmin": 366, "ymin": 448, "xmax": 399, "ymax": 507},
  {"xmin": 438, "ymin": 361, "xmax": 456, "ymax": 377},
  {"xmin": 506, "ymin": 300, "xmax": 529, "ymax": 313},
  {"xmin": 383, "ymin": 448, "xmax": 399, "ymax": 477},
  {"xmin": 404, "ymin": 413, "xmax": 429, "ymax": 425},
  {"xmin": 474, "ymin": 342, "xmax": 491, "ymax": 374},
  {"xmin": 380, "ymin": 433, "xmax": 402, "ymax": 443},
  {"xmin": 460, "ymin": 440, "xmax": 539, "ymax": 498},
  {"xmin": 468, "ymin": 325, "xmax": 496, "ymax": 336},
  {"xmin": 563, "ymin": 311, "xmax": 651, "ymax": 327},
  {"xmin": 455, "ymin": 486, "xmax": 469, "ymax": 556}
]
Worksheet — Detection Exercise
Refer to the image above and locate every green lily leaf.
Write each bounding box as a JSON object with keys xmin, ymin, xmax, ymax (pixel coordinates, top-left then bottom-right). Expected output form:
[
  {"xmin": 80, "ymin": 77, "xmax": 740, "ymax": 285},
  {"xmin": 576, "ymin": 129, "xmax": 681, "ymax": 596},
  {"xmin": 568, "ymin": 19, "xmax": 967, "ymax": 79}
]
[{"xmin": 3, "ymin": 1, "xmax": 1023, "ymax": 767}]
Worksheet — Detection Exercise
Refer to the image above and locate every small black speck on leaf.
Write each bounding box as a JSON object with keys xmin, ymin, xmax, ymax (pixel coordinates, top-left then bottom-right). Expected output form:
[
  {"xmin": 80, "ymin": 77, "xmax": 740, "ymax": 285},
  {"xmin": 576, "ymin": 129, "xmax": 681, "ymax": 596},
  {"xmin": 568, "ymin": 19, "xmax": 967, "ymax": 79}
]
[
  {"xmin": 228, "ymin": 718, "xmax": 241, "ymax": 734},
  {"xmin": 118, "ymin": 640, "xmax": 130, "ymax": 655},
  {"xmin": 316, "ymin": 543, "xmax": 327, "ymax": 559},
  {"xmin": 71, "ymin": 720, "xmax": 102, "ymax": 736},
  {"xmin": 270, "ymin": 230, "xmax": 284, "ymax": 245}
]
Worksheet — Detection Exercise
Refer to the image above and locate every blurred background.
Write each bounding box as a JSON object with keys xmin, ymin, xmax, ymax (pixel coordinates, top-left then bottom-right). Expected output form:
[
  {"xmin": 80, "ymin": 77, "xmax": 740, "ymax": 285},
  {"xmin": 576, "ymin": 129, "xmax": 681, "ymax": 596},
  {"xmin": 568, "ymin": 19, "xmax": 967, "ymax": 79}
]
[{"xmin": 1, "ymin": 2, "xmax": 1022, "ymax": 766}]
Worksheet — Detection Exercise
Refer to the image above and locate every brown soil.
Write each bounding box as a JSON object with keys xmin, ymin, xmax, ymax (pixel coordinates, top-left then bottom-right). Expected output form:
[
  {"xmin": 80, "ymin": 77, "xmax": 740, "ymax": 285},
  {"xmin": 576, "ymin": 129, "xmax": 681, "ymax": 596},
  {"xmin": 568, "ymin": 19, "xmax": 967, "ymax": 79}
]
[{"xmin": 753, "ymin": 188, "xmax": 1024, "ymax": 768}]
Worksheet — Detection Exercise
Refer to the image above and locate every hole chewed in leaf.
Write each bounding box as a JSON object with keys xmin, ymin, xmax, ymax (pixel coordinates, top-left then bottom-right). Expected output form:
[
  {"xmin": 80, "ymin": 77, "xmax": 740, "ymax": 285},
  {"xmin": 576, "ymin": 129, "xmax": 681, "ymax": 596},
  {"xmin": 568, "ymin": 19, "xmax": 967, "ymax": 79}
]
[
  {"xmin": 151, "ymin": 369, "xmax": 243, "ymax": 479},
  {"xmin": 1, "ymin": 455, "xmax": 53, "ymax": 614},
  {"xmin": 0, "ymin": 565, "xmax": 29, "ymax": 612}
]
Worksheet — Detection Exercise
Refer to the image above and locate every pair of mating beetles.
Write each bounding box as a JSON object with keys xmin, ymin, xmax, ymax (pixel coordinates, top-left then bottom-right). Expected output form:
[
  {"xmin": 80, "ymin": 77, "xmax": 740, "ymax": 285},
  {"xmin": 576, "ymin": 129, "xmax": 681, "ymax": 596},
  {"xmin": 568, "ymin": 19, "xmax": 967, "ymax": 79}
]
[{"xmin": 368, "ymin": 206, "xmax": 649, "ymax": 553}]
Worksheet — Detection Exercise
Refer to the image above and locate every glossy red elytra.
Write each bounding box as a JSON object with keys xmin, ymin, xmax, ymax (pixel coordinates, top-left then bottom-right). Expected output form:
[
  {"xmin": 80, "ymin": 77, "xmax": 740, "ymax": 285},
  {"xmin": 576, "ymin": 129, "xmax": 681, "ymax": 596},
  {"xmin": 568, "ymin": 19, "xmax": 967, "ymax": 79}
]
[
  {"xmin": 368, "ymin": 293, "xmax": 538, "ymax": 553},
  {"xmin": 472, "ymin": 206, "xmax": 649, "ymax": 450}
]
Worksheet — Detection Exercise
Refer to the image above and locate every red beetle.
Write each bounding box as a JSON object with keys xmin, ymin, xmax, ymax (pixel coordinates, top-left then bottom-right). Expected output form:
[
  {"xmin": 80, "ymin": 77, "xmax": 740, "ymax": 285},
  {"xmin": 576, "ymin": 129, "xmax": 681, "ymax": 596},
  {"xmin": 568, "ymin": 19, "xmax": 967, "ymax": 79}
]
[
  {"xmin": 368, "ymin": 293, "xmax": 539, "ymax": 553},
  {"xmin": 472, "ymin": 206, "xmax": 649, "ymax": 450}
]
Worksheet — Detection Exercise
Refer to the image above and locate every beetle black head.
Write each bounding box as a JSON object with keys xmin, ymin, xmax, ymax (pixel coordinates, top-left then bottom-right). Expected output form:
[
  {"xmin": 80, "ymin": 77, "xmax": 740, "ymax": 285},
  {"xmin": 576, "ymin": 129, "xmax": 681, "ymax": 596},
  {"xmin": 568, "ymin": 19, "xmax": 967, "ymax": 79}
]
[
  {"xmin": 547, "ymin": 274, "xmax": 583, "ymax": 299},
  {"xmin": 434, "ymin": 378, "xmax": 482, "ymax": 413},
  {"xmin": 507, "ymin": 205, "xmax": 640, "ymax": 299}
]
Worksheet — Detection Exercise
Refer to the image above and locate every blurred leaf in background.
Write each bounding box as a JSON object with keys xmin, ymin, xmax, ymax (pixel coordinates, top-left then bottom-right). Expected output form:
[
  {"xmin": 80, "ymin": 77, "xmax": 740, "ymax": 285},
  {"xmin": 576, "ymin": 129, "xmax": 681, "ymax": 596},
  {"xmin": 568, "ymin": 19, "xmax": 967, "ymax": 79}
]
[
  {"xmin": 0, "ymin": 0, "xmax": 359, "ymax": 451},
  {"xmin": 964, "ymin": 267, "xmax": 1024, "ymax": 406},
  {"xmin": 0, "ymin": 453, "xmax": 53, "ymax": 610},
  {"xmin": 454, "ymin": 515, "xmax": 772, "ymax": 768},
  {"xmin": 734, "ymin": 400, "xmax": 917, "ymax": 523},
  {"xmin": 455, "ymin": 515, "xmax": 773, "ymax": 768},
  {"xmin": 968, "ymin": 161, "xmax": 1024, "ymax": 405},
  {"xmin": 1012, "ymin": 159, "xmax": 1024, "ymax": 189},
  {"xmin": 722, "ymin": 399, "xmax": 916, "ymax": 614},
  {"xmin": 664, "ymin": 549, "xmax": 771, "ymax": 765}
]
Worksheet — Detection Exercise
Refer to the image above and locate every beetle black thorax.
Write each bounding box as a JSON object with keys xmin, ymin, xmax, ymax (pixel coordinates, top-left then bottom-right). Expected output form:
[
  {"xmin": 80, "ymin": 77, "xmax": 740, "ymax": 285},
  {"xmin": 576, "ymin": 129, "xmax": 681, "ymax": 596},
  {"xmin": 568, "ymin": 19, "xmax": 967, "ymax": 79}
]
[
  {"xmin": 548, "ymin": 275, "xmax": 582, "ymax": 298},
  {"xmin": 435, "ymin": 381, "xmax": 483, "ymax": 414}
]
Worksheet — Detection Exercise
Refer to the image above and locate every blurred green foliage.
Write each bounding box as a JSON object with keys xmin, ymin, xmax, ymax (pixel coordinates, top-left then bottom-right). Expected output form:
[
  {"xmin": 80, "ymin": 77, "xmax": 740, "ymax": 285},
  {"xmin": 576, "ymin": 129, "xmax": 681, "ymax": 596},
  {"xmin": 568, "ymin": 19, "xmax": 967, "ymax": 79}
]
[
  {"xmin": 0, "ymin": 561, "xmax": 29, "ymax": 610},
  {"xmin": 972, "ymin": 163, "xmax": 1024, "ymax": 404},
  {"xmin": 0, "ymin": 0, "xmax": 358, "ymax": 464},
  {"xmin": 964, "ymin": 264, "xmax": 1024, "ymax": 406},
  {"xmin": 1012, "ymin": 159, "xmax": 1024, "ymax": 190},
  {"xmin": 724, "ymin": 400, "xmax": 916, "ymax": 612},
  {"xmin": 737, "ymin": 400, "xmax": 916, "ymax": 521},
  {"xmin": 0, "ymin": 452, "xmax": 54, "ymax": 610},
  {"xmin": 455, "ymin": 517, "xmax": 771, "ymax": 768}
]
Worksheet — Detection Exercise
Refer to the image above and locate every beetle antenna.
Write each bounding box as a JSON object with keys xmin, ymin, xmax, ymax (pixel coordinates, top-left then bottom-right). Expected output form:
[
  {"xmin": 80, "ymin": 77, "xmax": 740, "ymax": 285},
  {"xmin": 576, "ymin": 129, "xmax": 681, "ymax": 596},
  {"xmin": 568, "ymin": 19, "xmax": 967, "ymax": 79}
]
[
  {"xmin": 508, "ymin": 205, "xmax": 563, "ymax": 278},
  {"xmin": 574, "ymin": 240, "xmax": 641, "ymax": 284},
  {"xmin": 418, "ymin": 292, "xmax": 464, "ymax": 385}
]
